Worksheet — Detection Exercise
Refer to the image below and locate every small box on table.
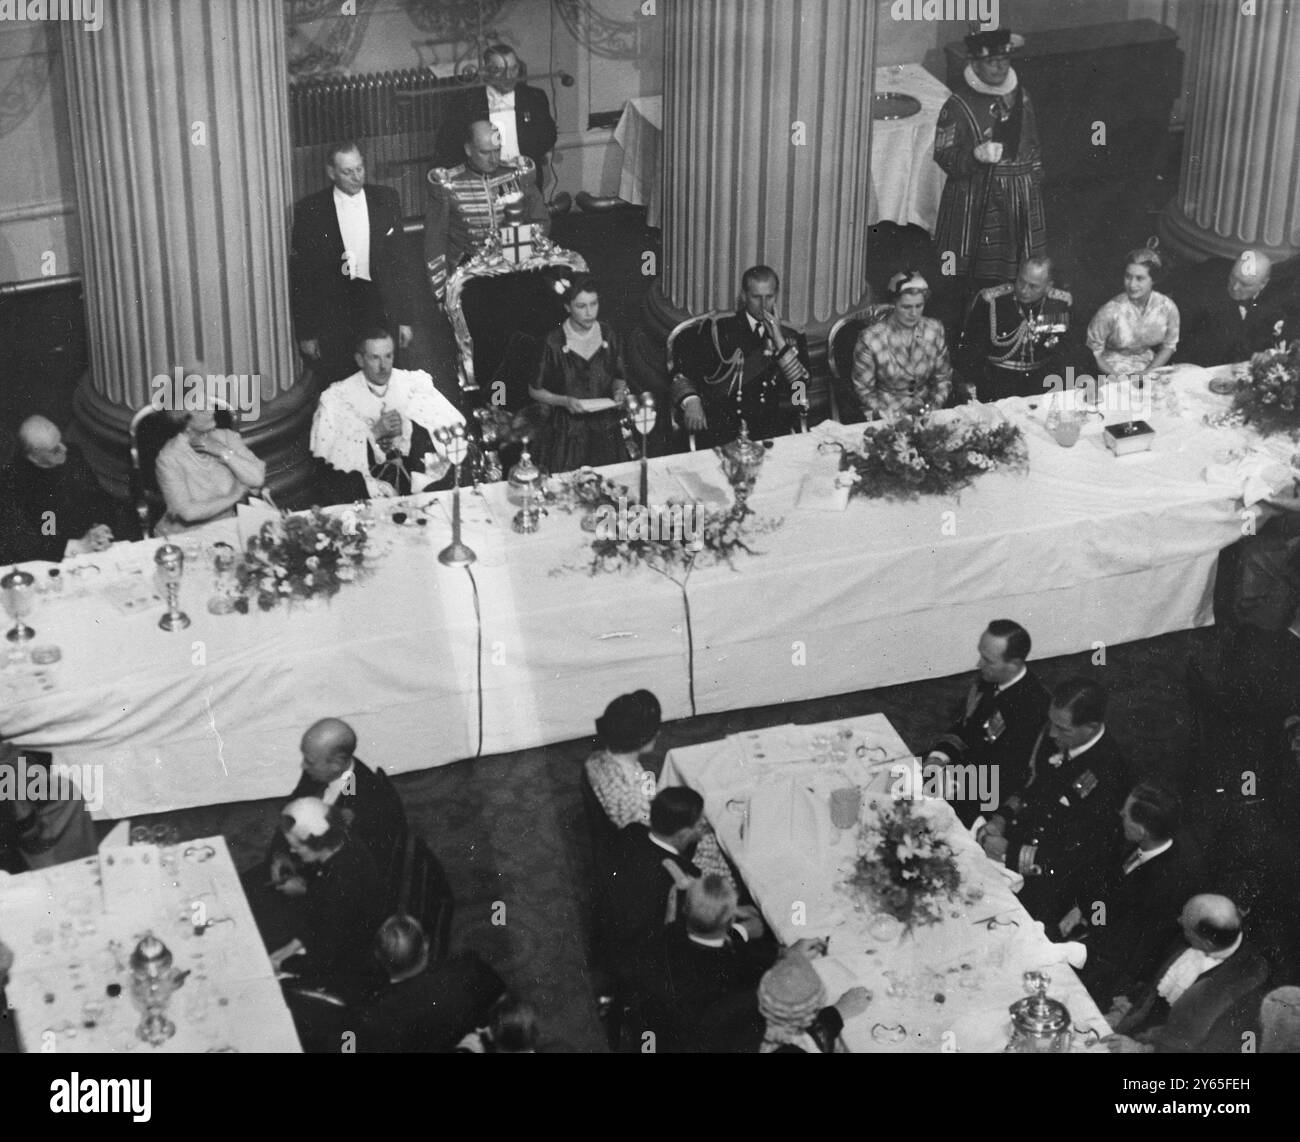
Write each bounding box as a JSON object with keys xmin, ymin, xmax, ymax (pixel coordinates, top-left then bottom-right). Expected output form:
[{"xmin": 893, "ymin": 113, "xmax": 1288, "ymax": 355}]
[{"xmin": 1104, "ymin": 420, "xmax": 1155, "ymax": 456}]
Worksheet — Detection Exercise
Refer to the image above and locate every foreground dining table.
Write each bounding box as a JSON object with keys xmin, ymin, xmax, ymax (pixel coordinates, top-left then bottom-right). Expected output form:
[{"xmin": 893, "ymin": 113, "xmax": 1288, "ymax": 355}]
[
  {"xmin": 661, "ymin": 713, "xmax": 1110, "ymax": 1053},
  {"xmin": 0, "ymin": 365, "xmax": 1268, "ymax": 819},
  {"xmin": 0, "ymin": 835, "xmax": 301, "ymax": 1053}
]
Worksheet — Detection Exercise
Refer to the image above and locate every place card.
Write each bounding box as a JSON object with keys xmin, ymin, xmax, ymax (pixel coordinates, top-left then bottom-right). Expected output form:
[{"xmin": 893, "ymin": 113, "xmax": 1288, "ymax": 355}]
[{"xmin": 795, "ymin": 472, "xmax": 850, "ymax": 512}]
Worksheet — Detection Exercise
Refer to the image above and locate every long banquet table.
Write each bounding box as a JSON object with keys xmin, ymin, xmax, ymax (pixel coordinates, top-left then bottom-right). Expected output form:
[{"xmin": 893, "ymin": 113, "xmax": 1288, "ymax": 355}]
[
  {"xmin": 0, "ymin": 835, "xmax": 301, "ymax": 1052},
  {"xmin": 0, "ymin": 368, "xmax": 1273, "ymax": 819},
  {"xmin": 661, "ymin": 713, "xmax": 1111, "ymax": 1052}
]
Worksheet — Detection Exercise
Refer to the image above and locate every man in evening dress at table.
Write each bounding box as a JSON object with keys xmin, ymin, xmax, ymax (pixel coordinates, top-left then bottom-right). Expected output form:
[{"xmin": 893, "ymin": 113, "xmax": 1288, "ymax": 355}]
[
  {"xmin": 0, "ymin": 416, "xmax": 118, "ymax": 563},
  {"xmin": 925, "ymin": 619, "xmax": 1050, "ymax": 827},
  {"xmin": 357, "ymin": 915, "xmax": 506, "ymax": 1052},
  {"xmin": 599, "ymin": 787, "xmax": 707, "ymax": 993},
  {"xmin": 669, "ymin": 265, "xmax": 811, "ymax": 447},
  {"xmin": 268, "ymin": 797, "xmax": 387, "ymax": 994},
  {"xmin": 1104, "ymin": 894, "xmax": 1270, "ymax": 1054},
  {"xmin": 1065, "ymin": 781, "xmax": 1205, "ymax": 1012},
  {"xmin": 977, "ymin": 677, "xmax": 1129, "ymax": 927},
  {"xmin": 434, "ymin": 45, "xmax": 557, "ymax": 192},
  {"xmin": 310, "ymin": 327, "xmax": 465, "ymax": 501},
  {"xmin": 1173, "ymin": 250, "xmax": 1296, "ymax": 367},
  {"xmin": 958, "ymin": 257, "xmax": 1075, "ymax": 401},
  {"xmin": 291, "ymin": 141, "xmax": 415, "ymax": 387},
  {"xmin": 932, "ymin": 29, "xmax": 1046, "ymax": 298}
]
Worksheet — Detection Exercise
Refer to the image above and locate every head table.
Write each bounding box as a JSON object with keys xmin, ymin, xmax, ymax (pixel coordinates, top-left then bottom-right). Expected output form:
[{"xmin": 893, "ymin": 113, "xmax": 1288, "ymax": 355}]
[
  {"xmin": 0, "ymin": 836, "xmax": 300, "ymax": 1052},
  {"xmin": 0, "ymin": 364, "xmax": 1274, "ymax": 819},
  {"xmin": 662, "ymin": 713, "xmax": 1110, "ymax": 1053}
]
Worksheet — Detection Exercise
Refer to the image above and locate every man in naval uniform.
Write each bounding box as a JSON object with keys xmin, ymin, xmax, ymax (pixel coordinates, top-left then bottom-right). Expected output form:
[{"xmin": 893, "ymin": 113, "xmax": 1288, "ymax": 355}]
[{"xmin": 960, "ymin": 257, "xmax": 1074, "ymax": 400}]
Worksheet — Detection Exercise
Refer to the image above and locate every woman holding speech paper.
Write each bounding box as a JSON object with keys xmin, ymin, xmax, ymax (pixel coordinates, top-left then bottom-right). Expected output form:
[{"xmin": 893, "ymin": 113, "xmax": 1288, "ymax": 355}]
[{"xmin": 530, "ymin": 276, "xmax": 630, "ymax": 472}]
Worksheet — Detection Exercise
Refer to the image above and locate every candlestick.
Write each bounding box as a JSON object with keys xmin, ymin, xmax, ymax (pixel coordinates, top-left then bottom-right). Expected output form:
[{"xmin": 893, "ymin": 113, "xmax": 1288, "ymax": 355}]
[{"xmin": 154, "ymin": 545, "xmax": 190, "ymax": 631}]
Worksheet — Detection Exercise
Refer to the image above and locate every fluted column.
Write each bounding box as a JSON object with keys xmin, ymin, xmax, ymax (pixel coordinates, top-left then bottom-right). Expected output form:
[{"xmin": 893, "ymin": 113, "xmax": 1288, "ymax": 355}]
[
  {"xmin": 644, "ymin": 0, "xmax": 877, "ymax": 350},
  {"xmin": 1159, "ymin": 0, "xmax": 1300, "ymax": 262},
  {"xmin": 61, "ymin": 0, "xmax": 314, "ymax": 500}
]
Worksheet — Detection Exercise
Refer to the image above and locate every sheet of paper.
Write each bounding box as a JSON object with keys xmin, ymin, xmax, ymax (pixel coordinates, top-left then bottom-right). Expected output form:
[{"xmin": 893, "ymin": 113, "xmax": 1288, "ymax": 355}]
[
  {"xmin": 795, "ymin": 472, "xmax": 850, "ymax": 512},
  {"xmin": 236, "ymin": 499, "xmax": 281, "ymax": 549},
  {"xmin": 573, "ymin": 397, "xmax": 619, "ymax": 413}
]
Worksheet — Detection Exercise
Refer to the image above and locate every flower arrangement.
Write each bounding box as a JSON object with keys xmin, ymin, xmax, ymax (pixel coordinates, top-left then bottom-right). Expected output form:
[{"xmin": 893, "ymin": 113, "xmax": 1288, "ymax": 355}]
[
  {"xmin": 1231, "ymin": 340, "xmax": 1300, "ymax": 437},
  {"xmin": 840, "ymin": 414, "xmax": 1026, "ymax": 500},
  {"xmin": 232, "ymin": 509, "xmax": 368, "ymax": 612},
  {"xmin": 844, "ymin": 798, "xmax": 963, "ymax": 930}
]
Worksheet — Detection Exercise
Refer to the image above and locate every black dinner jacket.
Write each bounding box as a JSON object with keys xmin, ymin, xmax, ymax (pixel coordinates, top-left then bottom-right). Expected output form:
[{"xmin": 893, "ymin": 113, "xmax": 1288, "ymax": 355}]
[
  {"xmin": 272, "ymin": 758, "xmax": 405, "ymax": 870},
  {"xmin": 1116, "ymin": 937, "xmax": 1270, "ymax": 1053},
  {"xmin": 1, "ymin": 446, "xmax": 121, "ymax": 564},
  {"xmin": 435, "ymin": 83, "xmax": 558, "ymax": 186},
  {"xmin": 1173, "ymin": 258, "xmax": 1296, "ymax": 366},
  {"xmin": 289, "ymin": 183, "xmax": 412, "ymax": 341},
  {"xmin": 289, "ymin": 837, "xmax": 387, "ymax": 985},
  {"xmin": 601, "ymin": 825, "xmax": 701, "ymax": 987},
  {"xmin": 1074, "ymin": 835, "xmax": 1205, "ymax": 1010},
  {"xmin": 356, "ymin": 951, "xmax": 506, "ymax": 1053},
  {"xmin": 930, "ymin": 669, "xmax": 1050, "ymax": 826}
]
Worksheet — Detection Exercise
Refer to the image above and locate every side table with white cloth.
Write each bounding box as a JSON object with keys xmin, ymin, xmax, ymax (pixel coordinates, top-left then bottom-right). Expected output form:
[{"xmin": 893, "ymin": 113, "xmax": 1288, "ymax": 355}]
[
  {"xmin": 0, "ymin": 835, "xmax": 301, "ymax": 1052},
  {"xmin": 869, "ymin": 63, "xmax": 951, "ymax": 232},
  {"xmin": 661, "ymin": 713, "xmax": 1110, "ymax": 1053}
]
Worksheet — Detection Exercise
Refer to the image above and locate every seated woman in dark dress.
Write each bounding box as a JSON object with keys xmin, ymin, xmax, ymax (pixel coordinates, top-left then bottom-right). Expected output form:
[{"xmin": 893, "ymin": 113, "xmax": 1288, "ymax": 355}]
[{"xmin": 529, "ymin": 276, "xmax": 630, "ymax": 472}]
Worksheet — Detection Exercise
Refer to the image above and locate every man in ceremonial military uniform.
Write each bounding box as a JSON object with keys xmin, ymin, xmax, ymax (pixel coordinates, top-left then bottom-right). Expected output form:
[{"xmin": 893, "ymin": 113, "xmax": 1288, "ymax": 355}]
[
  {"xmin": 423, "ymin": 119, "xmax": 550, "ymax": 304},
  {"xmin": 925, "ymin": 620, "xmax": 1050, "ymax": 827},
  {"xmin": 669, "ymin": 265, "xmax": 812, "ymax": 448},
  {"xmin": 959, "ymin": 257, "xmax": 1073, "ymax": 400},
  {"xmin": 977, "ymin": 677, "xmax": 1128, "ymax": 926}
]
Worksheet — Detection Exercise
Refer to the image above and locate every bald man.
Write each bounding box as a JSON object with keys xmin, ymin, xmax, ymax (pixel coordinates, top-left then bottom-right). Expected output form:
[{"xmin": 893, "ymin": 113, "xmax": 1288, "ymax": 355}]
[
  {"xmin": 1, "ymin": 416, "xmax": 118, "ymax": 562},
  {"xmin": 1104, "ymin": 894, "xmax": 1269, "ymax": 1053},
  {"xmin": 1176, "ymin": 250, "xmax": 1296, "ymax": 366}
]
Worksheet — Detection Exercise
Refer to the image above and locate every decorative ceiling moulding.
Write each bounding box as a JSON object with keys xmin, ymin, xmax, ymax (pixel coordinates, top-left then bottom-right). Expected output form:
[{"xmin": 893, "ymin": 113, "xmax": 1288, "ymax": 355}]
[{"xmin": 552, "ymin": 0, "xmax": 642, "ymax": 60}]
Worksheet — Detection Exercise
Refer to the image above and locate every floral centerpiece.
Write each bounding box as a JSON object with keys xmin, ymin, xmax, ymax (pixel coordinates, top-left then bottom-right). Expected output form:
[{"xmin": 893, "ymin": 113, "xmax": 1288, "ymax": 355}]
[
  {"xmin": 233, "ymin": 508, "xmax": 368, "ymax": 612},
  {"xmin": 844, "ymin": 798, "xmax": 963, "ymax": 930},
  {"xmin": 1230, "ymin": 340, "xmax": 1300, "ymax": 437},
  {"xmin": 840, "ymin": 413, "xmax": 1026, "ymax": 500}
]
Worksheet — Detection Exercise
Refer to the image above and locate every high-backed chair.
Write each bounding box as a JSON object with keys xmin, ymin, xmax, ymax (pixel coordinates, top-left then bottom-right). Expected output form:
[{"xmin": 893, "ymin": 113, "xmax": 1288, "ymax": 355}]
[
  {"xmin": 826, "ymin": 304, "xmax": 891, "ymax": 425},
  {"xmin": 665, "ymin": 309, "xmax": 733, "ymax": 452},
  {"xmin": 374, "ymin": 767, "xmax": 408, "ymax": 914},
  {"xmin": 405, "ymin": 837, "xmax": 454, "ymax": 964}
]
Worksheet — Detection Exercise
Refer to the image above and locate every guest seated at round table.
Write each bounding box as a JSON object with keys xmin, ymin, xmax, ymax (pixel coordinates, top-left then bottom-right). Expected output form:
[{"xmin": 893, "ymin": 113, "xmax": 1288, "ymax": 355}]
[
  {"xmin": 154, "ymin": 408, "xmax": 265, "ymax": 536},
  {"xmin": 851, "ymin": 270, "xmax": 954, "ymax": 418},
  {"xmin": 529, "ymin": 275, "xmax": 630, "ymax": 472},
  {"xmin": 1086, "ymin": 246, "xmax": 1180, "ymax": 378}
]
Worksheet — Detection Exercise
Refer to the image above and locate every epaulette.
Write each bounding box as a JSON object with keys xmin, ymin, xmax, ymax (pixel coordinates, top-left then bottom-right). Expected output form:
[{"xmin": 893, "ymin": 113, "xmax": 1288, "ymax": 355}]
[
  {"xmin": 1048, "ymin": 287, "xmax": 1072, "ymax": 303},
  {"xmin": 428, "ymin": 164, "xmax": 465, "ymax": 188},
  {"xmin": 979, "ymin": 283, "xmax": 1014, "ymax": 302}
]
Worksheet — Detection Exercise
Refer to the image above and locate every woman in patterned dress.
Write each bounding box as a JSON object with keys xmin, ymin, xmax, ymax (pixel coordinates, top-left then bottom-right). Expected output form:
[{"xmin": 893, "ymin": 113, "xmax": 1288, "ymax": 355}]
[
  {"xmin": 851, "ymin": 270, "xmax": 954, "ymax": 419},
  {"xmin": 529, "ymin": 276, "xmax": 630, "ymax": 472},
  {"xmin": 1086, "ymin": 247, "xmax": 1181, "ymax": 378}
]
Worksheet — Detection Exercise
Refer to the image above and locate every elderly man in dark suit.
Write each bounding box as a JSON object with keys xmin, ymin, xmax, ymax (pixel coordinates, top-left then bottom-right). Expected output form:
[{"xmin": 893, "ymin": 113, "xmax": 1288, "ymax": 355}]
[
  {"xmin": 669, "ymin": 265, "xmax": 812, "ymax": 447},
  {"xmin": 1173, "ymin": 250, "xmax": 1296, "ymax": 367},
  {"xmin": 977, "ymin": 677, "xmax": 1129, "ymax": 927},
  {"xmin": 1, "ymin": 416, "xmax": 118, "ymax": 563},
  {"xmin": 1104, "ymin": 894, "xmax": 1270, "ymax": 1053},
  {"xmin": 435, "ymin": 44, "xmax": 557, "ymax": 191},
  {"xmin": 1067, "ymin": 782, "xmax": 1205, "ymax": 1011},
  {"xmin": 290, "ymin": 141, "xmax": 414, "ymax": 385},
  {"xmin": 926, "ymin": 619, "xmax": 1050, "ymax": 827}
]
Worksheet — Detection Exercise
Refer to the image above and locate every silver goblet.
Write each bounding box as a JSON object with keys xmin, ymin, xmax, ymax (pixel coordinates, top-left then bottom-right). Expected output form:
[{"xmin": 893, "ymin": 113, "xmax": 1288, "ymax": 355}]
[
  {"xmin": 1, "ymin": 567, "xmax": 37, "ymax": 644},
  {"xmin": 154, "ymin": 544, "xmax": 191, "ymax": 631}
]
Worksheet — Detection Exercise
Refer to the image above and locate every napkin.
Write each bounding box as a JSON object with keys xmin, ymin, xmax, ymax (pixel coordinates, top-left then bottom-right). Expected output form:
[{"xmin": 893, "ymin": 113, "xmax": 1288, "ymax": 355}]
[
  {"xmin": 746, "ymin": 778, "xmax": 832, "ymax": 864},
  {"xmin": 1204, "ymin": 451, "xmax": 1293, "ymax": 507}
]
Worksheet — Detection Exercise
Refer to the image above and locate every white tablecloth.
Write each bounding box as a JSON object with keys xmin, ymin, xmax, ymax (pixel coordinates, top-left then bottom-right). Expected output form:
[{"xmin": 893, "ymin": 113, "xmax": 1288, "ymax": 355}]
[
  {"xmin": 612, "ymin": 63, "xmax": 950, "ymax": 234},
  {"xmin": 0, "ymin": 836, "xmax": 300, "ymax": 1052},
  {"xmin": 661, "ymin": 713, "xmax": 1109, "ymax": 1053},
  {"xmin": 0, "ymin": 372, "xmax": 1266, "ymax": 819},
  {"xmin": 870, "ymin": 63, "xmax": 951, "ymax": 232},
  {"xmin": 613, "ymin": 96, "xmax": 663, "ymax": 228}
]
